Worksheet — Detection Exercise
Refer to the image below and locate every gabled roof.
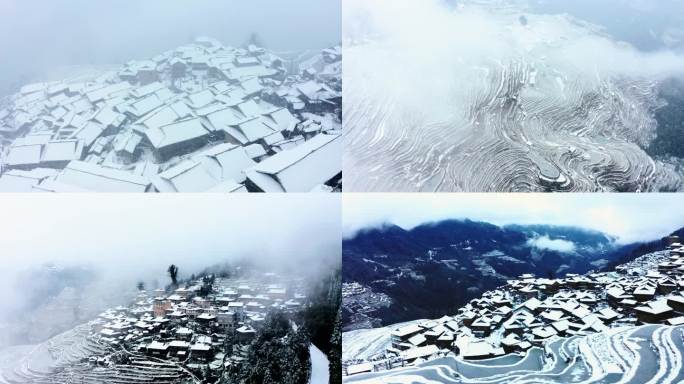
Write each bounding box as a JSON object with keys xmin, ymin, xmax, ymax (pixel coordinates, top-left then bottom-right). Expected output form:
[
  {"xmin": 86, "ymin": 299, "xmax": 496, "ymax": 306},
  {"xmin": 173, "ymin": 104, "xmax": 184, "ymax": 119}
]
[
  {"xmin": 235, "ymin": 56, "xmax": 260, "ymax": 66},
  {"xmin": 262, "ymin": 107, "xmax": 298, "ymax": 132},
  {"xmin": 245, "ymin": 133, "xmax": 341, "ymax": 192},
  {"xmin": 185, "ymin": 89, "xmax": 216, "ymax": 109},
  {"xmin": 0, "ymin": 168, "xmax": 58, "ymax": 192},
  {"xmin": 51, "ymin": 160, "xmax": 150, "ymax": 192},
  {"xmin": 152, "ymin": 160, "xmax": 219, "ymax": 193},
  {"xmin": 147, "ymin": 341, "xmax": 168, "ymax": 350},
  {"xmin": 227, "ymin": 116, "xmax": 276, "ymax": 144},
  {"xmin": 137, "ymin": 102, "xmax": 192, "ymax": 130},
  {"xmin": 145, "ymin": 118, "xmax": 210, "ymax": 150},
  {"xmin": 392, "ymin": 324, "xmax": 422, "ymax": 338},
  {"xmin": 86, "ymin": 82, "xmax": 132, "ymax": 103},
  {"xmin": 401, "ymin": 345, "xmax": 439, "ymax": 361},
  {"xmin": 635, "ymin": 299, "xmax": 673, "ymax": 315},
  {"xmin": 91, "ymin": 106, "xmax": 125, "ymax": 127},
  {"xmin": 243, "ymin": 143, "xmax": 267, "ymax": 159},
  {"xmin": 214, "ymin": 93, "xmax": 244, "ymax": 107},
  {"xmin": 408, "ymin": 334, "xmax": 426, "ymax": 346},
  {"xmin": 71, "ymin": 121, "xmax": 105, "ymax": 147},
  {"xmin": 501, "ymin": 333, "xmax": 521, "ymax": 346},
  {"xmin": 195, "ymin": 143, "xmax": 254, "ymax": 183},
  {"xmin": 51, "ymin": 106, "xmax": 68, "ymax": 120},
  {"xmin": 41, "ymin": 140, "xmax": 84, "ymax": 163},
  {"xmin": 130, "ymin": 82, "xmax": 165, "ymax": 99},
  {"xmin": 532, "ymin": 326, "xmax": 557, "ymax": 339},
  {"xmin": 114, "ymin": 131, "xmax": 144, "ymax": 155},
  {"xmin": 462, "ymin": 342, "xmax": 500, "ymax": 359},
  {"xmin": 296, "ymin": 80, "xmax": 338, "ymax": 101},
  {"xmin": 236, "ymin": 325, "xmax": 256, "ymax": 334},
  {"xmin": 240, "ymin": 77, "xmax": 263, "ymax": 95},
  {"xmin": 204, "ymin": 106, "xmax": 246, "ymax": 133},
  {"xmin": 597, "ymin": 307, "xmax": 619, "ymax": 319},
  {"xmin": 234, "ymin": 99, "xmax": 262, "ymax": 117},
  {"xmin": 521, "ymin": 297, "xmax": 542, "ymax": 311},
  {"xmin": 127, "ymin": 94, "xmax": 164, "ymax": 117},
  {"xmin": 6, "ymin": 144, "xmax": 43, "ymax": 166}
]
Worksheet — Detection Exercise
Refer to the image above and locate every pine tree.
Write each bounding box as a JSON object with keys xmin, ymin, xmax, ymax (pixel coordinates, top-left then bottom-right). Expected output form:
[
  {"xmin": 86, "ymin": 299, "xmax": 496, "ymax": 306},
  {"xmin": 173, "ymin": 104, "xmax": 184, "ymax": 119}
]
[
  {"xmin": 168, "ymin": 264, "xmax": 179, "ymax": 288},
  {"xmin": 329, "ymin": 308, "xmax": 342, "ymax": 384}
]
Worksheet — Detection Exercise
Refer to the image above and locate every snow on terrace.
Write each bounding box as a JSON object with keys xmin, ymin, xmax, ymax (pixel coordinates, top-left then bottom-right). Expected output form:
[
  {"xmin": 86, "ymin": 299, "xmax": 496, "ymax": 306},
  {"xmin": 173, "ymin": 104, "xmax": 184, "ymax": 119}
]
[
  {"xmin": 0, "ymin": 38, "xmax": 342, "ymax": 192},
  {"xmin": 343, "ymin": 325, "xmax": 684, "ymax": 383}
]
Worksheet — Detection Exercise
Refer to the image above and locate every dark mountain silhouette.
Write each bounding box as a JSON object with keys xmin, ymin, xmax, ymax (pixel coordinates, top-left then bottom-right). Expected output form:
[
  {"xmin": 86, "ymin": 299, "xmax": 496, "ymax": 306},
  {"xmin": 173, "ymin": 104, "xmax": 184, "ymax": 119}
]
[
  {"xmin": 342, "ymin": 219, "xmax": 660, "ymax": 329},
  {"xmin": 604, "ymin": 226, "xmax": 684, "ymax": 271}
]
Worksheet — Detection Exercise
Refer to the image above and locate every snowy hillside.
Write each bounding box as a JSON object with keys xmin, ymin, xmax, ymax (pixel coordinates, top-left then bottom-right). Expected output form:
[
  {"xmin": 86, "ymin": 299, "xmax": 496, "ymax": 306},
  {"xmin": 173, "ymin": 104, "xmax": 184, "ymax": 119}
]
[{"xmin": 342, "ymin": 237, "xmax": 684, "ymax": 383}]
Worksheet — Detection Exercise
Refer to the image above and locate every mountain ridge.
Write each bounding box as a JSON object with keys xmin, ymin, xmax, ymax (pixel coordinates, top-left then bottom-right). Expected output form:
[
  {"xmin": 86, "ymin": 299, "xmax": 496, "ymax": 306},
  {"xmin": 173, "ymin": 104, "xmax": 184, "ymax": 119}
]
[{"xmin": 343, "ymin": 219, "xmax": 684, "ymax": 330}]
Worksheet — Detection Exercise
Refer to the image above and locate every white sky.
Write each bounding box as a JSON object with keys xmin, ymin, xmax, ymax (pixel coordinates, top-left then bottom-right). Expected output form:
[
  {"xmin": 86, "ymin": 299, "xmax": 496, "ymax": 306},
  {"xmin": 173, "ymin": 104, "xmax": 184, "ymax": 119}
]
[
  {"xmin": 0, "ymin": 194, "xmax": 340, "ymax": 280},
  {"xmin": 343, "ymin": 193, "xmax": 684, "ymax": 244}
]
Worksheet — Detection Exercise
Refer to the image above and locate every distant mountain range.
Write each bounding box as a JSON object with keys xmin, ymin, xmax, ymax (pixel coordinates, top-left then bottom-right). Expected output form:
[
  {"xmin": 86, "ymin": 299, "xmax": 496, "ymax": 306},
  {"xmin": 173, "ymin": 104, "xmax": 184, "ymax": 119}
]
[
  {"xmin": 342, "ymin": 219, "xmax": 684, "ymax": 330},
  {"xmin": 606, "ymin": 225, "xmax": 684, "ymax": 270}
]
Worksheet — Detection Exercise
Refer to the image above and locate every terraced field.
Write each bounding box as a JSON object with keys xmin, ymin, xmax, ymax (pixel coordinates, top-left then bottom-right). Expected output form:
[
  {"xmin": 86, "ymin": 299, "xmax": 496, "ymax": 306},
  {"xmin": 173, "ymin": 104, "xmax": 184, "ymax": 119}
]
[
  {"xmin": 343, "ymin": 325, "xmax": 684, "ymax": 383},
  {"xmin": 0, "ymin": 324, "xmax": 193, "ymax": 384},
  {"xmin": 343, "ymin": 2, "xmax": 684, "ymax": 192}
]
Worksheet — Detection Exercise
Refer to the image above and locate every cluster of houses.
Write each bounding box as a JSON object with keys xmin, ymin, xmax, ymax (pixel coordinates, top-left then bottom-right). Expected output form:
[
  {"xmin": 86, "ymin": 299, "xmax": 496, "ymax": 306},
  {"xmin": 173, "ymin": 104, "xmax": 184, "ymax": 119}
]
[
  {"xmin": 344, "ymin": 236, "xmax": 684, "ymax": 377},
  {"xmin": 88, "ymin": 273, "xmax": 307, "ymax": 375},
  {"xmin": 342, "ymin": 282, "xmax": 393, "ymax": 330},
  {"xmin": 0, "ymin": 38, "xmax": 341, "ymax": 192}
]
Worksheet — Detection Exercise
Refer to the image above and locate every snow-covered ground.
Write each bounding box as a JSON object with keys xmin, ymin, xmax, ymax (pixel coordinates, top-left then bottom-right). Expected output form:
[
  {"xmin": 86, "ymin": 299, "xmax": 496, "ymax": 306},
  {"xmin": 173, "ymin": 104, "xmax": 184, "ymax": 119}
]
[
  {"xmin": 0, "ymin": 344, "xmax": 39, "ymax": 384},
  {"xmin": 343, "ymin": 320, "xmax": 424, "ymax": 361},
  {"xmin": 310, "ymin": 344, "xmax": 329, "ymax": 384},
  {"xmin": 343, "ymin": 325, "xmax": 684, "ymax": 383}
]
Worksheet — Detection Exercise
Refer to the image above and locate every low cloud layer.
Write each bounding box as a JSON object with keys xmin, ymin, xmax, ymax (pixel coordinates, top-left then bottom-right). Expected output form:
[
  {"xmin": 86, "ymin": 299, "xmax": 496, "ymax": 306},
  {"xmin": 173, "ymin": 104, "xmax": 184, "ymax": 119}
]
[
  {"xmin": 0, "ymin": 194, "xmax": 340, "ymax": 321},
  {"xmin": 344, "ymin": 0, "xmax": 684, "ymax": 122},
  {"xmin": 343, "ymin": 193, "xmax": 684, "ymax": 245},
  {"xmin": 0, "ymin": 0, "xmax": 340, "ymax": 94},
  {"xmin": 527, "ymin": 236, "xmax": 576, "ymax": 253}
]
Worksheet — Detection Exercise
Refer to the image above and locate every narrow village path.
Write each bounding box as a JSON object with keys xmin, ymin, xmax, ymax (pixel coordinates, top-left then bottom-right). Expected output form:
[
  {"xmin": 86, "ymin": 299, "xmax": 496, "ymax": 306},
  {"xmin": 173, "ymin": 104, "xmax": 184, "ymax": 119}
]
[{"xmin": 310, "ymin": 344, "xmax": 329, "ymax": 384}]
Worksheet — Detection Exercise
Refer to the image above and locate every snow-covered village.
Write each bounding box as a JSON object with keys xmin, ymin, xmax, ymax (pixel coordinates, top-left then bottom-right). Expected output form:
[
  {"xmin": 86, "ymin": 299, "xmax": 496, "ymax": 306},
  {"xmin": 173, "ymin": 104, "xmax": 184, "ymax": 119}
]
[
  {"xmin": 339, "ymin": 194, "xmax": 684, "ymax": 384},
  {"xmin": 342, "ymin": 236, "xmax": 684, "ymax": 383},
  {"xmin": 0, "ymin": 194, "xmax": 342, "ymax": 384},
  {"xmin": 0, "ymin": 37, "xmax": 341, "ymax": 192},
  {"xmin": 0, "ymin": 265, "xmax": 339, "ymax": 384}
]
